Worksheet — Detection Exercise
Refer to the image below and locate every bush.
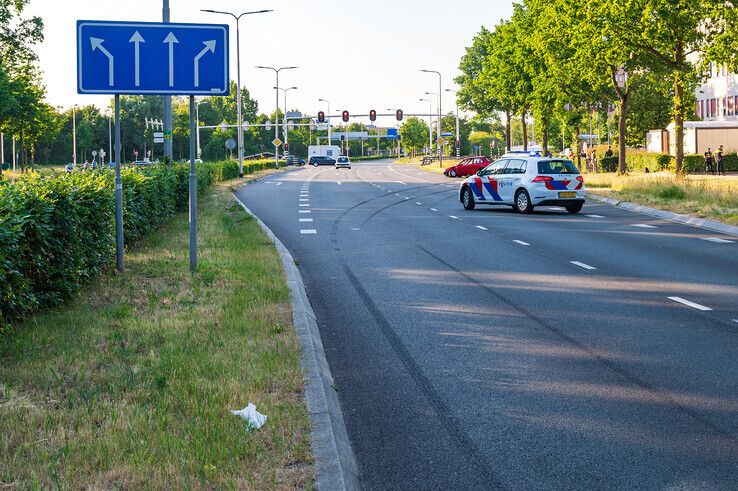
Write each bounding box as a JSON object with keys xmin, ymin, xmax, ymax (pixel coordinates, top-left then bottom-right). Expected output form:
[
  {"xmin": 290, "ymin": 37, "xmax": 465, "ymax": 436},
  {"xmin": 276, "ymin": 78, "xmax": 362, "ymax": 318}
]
[
  {"xmin": 597, "ymin": 151, "xmax": 672, "ymax": 173},
  {"xmin": 599, "ymin": 156, "xmax": 618, "ymax": 172},
  {"xmin": 0, "ymin": 160, "xmax": 240, "ymax": 329},
  {"xmin": 680, "ymin": 153, "xmax": 738, "ymax": 174}
]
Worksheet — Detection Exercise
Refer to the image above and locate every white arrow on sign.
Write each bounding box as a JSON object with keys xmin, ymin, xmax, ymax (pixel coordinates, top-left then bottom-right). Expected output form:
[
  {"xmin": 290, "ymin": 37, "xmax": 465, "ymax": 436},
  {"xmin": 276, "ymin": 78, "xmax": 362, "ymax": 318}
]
[
  {"xmin": 193, "ymin": 40, "xmax": 216, "ymax": 87},
  {"xmin": 163, "ymin": 32, "xmax": 179, "ymax": 87},
  {"xmin": 129, "ymin": 31, "xmax": 145, "ymax": 87},
  {"xmin": 90, "ymin": 37, "xmax": 114, "ymax": 86}
]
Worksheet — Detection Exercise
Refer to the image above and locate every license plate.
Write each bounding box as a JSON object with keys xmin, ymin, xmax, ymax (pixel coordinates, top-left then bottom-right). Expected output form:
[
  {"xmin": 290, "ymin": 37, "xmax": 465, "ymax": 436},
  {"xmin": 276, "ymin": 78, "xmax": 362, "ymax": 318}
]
[{"xmin": 559, "ymin": 192, "xmax": 576, "ymax": 198}]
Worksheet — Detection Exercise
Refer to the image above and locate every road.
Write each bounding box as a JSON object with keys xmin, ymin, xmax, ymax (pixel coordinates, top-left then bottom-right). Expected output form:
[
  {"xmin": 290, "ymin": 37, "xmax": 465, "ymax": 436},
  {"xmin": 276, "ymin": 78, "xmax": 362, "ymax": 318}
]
[{"xmin": 236, "ymin": 159, "xmax": 738, "ymax": 490}]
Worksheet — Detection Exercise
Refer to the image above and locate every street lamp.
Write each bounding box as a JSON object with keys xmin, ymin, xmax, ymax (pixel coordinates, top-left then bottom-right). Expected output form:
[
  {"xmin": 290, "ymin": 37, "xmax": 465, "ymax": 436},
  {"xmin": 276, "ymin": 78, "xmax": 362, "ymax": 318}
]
[
  {"xmin": 256, "ymin": 65, "xmax": 298, "ymax": 168},
  {"xmin": 202, "ymin": 8, "xmax": 273, "ymax": 176},
  {"xmin": 420, "ymin": 69, "xmax": 442, "ymax": 166},
  {"xmin": 275, "ymin": 86, "xmax": 297, "ymax": 160},
  {"xmin": 419, "ymin": 98, "xmax": 433, "ymax": 155},
  {"xmin": 318, "ymin": 98, "xmax": 331, "ymax": 145},
  {"xmin": 445, "ymin": 88, "xmax": 460, "ymax": 157}
]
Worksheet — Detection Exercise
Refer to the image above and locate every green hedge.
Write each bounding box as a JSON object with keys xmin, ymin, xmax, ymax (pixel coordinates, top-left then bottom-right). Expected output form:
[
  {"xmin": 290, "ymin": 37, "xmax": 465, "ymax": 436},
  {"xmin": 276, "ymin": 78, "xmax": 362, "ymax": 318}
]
[
  {"xmin": 598, "ymin": 151, "xmax": 672, "ymax": 173},
  {"xmin": 0, "ymin": 160, "xmax": 240, "ymax": 329},
  {"xmin": 679, "ymin": 153, "xmax": 738, "ymax": 173}
]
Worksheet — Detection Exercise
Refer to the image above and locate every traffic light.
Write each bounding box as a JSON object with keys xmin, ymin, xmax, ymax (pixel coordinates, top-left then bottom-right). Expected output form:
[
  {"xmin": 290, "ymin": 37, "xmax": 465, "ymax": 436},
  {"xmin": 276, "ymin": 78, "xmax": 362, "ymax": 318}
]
[
  {"xmin": 369, "ymin": 109, "xmax": 377, "ymax": 122},
  {"xmin": 396, "ymin": 109, "xmax": 403, "ymax": 121},
  {"xmin": 284, "ymin": 143, "xmax": 289, "ymax": 151},
  {"xmin": 342, "ymin": 110, "xmax": 350, "ymax": 123},
  {"xmin": 317, "ymin": 111, "xmax": 325, "ymax": 123}
]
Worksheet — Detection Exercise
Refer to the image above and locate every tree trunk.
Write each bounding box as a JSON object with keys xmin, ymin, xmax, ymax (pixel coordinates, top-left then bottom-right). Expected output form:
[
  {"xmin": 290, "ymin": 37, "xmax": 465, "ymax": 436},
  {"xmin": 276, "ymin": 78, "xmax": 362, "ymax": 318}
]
[
  {"xmin": 618, "ymin": 92, "xmax": 628, "ymax": 174},
  {"xmin": 521, "ymin": 110, "xmax": 528, "ymax": 152},
  {"xmin": 574, "ymin": 127, "xmax": 581, "ymax": 168},
  {"xmin": 541, "ymin": 115, "xmax": 549, "ymax": 155},
  {"xmin": 505, "ymin": 109, "xmax": 512, "ymax": 151},
  {"xmin": 674, "ymin": 73, "xmax": 685, "ymax": 176}
]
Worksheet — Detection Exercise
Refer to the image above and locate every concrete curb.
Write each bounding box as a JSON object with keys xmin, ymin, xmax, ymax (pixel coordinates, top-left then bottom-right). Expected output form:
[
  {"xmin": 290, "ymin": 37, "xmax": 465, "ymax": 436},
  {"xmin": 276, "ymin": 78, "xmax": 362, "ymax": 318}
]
[
  {"xmin": 588, "ymin": 193, "xmax": 738, "ymax": 238},
  {"xmin": 233, "ymin": 192, "xmax": 361, "ymax": 491}
]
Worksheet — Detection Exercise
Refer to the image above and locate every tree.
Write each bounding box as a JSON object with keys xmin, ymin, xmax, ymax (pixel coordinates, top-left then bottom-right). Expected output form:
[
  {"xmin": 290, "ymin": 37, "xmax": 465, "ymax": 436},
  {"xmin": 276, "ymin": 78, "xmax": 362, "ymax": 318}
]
[
  {"xmin": 598, "ymin": 0, "xmax": 718, "ymax": 174},
  {"xmin": 622, "ymin": 71, "xmax": 673, "ymax": 147},
  {"xmin": 399, "ymin": 117, "xmax": 429, "ymax": 154}
]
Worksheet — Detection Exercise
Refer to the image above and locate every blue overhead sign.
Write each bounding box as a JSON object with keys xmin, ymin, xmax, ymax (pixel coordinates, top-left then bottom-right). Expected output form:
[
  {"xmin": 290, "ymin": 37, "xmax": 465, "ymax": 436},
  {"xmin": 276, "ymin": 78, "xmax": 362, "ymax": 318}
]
[{"xmin": 77, "ymin": 20, "xmax": 229, "ymax": 95}]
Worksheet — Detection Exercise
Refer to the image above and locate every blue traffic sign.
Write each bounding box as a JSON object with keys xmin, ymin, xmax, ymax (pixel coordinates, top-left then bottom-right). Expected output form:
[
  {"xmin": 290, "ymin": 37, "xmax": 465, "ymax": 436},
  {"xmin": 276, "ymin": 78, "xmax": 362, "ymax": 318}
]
[
  {"xmin": 77, "ymin": 20, "xmax": 229, "ymax": 95},
  {"xmin": 386, "ymin": 128, "xmax": 398, "ymax": 139}
]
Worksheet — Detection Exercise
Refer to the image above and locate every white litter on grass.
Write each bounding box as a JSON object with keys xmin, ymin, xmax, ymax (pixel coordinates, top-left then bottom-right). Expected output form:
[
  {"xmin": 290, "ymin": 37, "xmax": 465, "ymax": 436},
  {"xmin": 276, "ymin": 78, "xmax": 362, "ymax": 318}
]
[{"xmin": 231, "ymin": 403, "xmax": 267, "ymax": 430}]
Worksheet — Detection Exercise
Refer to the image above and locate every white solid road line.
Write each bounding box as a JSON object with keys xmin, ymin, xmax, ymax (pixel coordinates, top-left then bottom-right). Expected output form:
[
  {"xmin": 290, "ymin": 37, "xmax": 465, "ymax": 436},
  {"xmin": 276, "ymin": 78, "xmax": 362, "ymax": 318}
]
[
  {"xmin": 513, "ymin": 240, "xmax": 530, "ymax": 246},
  {"xmin": 701, "ymin": 237, "xmax": 734, "ymax": 244},
  {"xmin": 668, "ymin": 296, "xmax": 713, "ymax": 311},
  {"xmin": 449, "ymin": 215, "xmax": 459, "ymax": 219},
  {"xmin": 431, "ymin": 208, "xmax": 438, "ymax": 212},
  {"xmin": 300, "ymin": 229, "xmax": 317, "ymax": 235},
  {"xmin": 633, "ymin": 224, "xmax": 657, "ymax": 228},
  {"xmin": 571, "ymin": 261, "xmax": 597, "ymax": 270},
  {"xmin": 587, "ymin": 214, "xmax": 605, "ymax": 218},
  {"xmin": 476, "ymin": 225, "xmax": 488, "ymax": 230},
  {"xmin": 299, "ymin": 218, "xmax": 313, "ymax": 222},
  {"xmin": 299, "ymin": 210, "xmax": 311, "ymax": 214}
]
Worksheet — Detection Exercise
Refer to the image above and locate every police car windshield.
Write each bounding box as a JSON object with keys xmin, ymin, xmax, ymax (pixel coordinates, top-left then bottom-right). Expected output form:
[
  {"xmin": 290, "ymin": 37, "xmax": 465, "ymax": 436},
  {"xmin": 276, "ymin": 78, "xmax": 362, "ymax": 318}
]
[{"xmin": 538, "ymin": 160, "xmax": 580, "ymax": 175}]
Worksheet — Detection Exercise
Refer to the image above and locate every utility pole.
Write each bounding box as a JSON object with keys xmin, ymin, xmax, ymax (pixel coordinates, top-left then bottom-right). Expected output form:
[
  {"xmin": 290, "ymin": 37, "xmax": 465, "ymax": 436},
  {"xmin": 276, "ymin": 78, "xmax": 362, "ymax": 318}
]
[
  {"xmin": 276, "ymin": 86, "xmax": 297, "ymax": 161},
  {"xmin": 162, "ymin": 0, "xmax": 172, "ymax": 161}
]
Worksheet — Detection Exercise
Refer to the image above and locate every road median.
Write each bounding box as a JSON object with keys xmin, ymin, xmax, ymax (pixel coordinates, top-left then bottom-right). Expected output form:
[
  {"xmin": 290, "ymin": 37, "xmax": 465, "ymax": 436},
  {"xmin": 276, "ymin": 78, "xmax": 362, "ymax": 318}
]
[{"xmin": 0, "ymin": 173, "xmax": 314, "ymax": 488}]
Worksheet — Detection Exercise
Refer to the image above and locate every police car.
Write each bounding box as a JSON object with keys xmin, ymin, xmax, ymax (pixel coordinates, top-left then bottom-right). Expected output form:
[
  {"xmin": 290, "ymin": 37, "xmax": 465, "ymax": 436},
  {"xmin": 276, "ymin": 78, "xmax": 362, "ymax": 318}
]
[{"xmin": 459, "ymin": 155, "xmax": 585, "ymax": 213}]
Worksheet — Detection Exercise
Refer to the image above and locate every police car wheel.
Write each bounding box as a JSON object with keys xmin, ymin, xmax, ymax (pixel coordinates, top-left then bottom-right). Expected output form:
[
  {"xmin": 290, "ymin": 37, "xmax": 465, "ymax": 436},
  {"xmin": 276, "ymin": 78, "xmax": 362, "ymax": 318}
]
[
  {"xmin": 515, "ymin": 190, "xmax": 534, "ymax": 214},
  {"xmin": 565, "ymin": 202, "xmax": 583, "ymax": 214},
  {"xmin": 313, "ymin": 163, "xmax": 318, "ymax": 167},
  {"xmin": 449, "ymin": 169, "xmax": 457, "ymax": 178},
  {"xmin": 462, "ymin": 187, "xmax": 475, "ymax": 210}
]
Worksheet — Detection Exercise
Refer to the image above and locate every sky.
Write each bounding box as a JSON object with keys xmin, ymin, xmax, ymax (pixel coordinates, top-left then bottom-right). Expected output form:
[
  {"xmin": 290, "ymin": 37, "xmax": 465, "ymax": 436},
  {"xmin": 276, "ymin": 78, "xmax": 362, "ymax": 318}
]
[{"xmin": 25, "ymin": 0, "xmax": 512, "ymax": 123}]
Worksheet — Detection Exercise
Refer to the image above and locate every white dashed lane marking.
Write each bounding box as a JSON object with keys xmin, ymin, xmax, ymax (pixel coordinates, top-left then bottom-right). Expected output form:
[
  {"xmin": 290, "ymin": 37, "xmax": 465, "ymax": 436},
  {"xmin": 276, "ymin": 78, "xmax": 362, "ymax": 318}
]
[
  {"xmin": 701, "ymin": 237, "xmax": 734, "ymax": 244},
  {"xmin": 299, "ymin": 204, "xmax": 310, "ymax": 207},
  {"xmin": 299, "ymin": 218, "xmax": 313, "ymax": 222},
  {"xmin": 416, "ymin": 202, "xmax": 423, "ymax": 205},
  {"xmin": 513, "ymin": 240, "xmax": 530, "ymax": 246},
  {"xmin": 299, "ymin": 210, "xmax": 311, "ymax": 214},
  {"xmin": 587, "ymin": 214, "xmax": 605, "ymax": 218},
  {"xmin": 449, "ymin": 215, "xmax": 459, "ymax": 219},
  {"xmin": 431, "ymin": 208, "xmax": 438, "ymax": 212},
  {"xmin": 475, "ymin": 225, "xmax": 488, "ymax": 231},
  {"xmin": 632, "ymin": 224, "xmax": 657, "ymax": 229},
  {"xmin": 668, "ymin": 296, "xmax": 712, "ymax": 311},
  {"xmin": 571, "ymin": 261, "xmax": 596, "ymax": 270},
  {"xmin": 300, "ymin": 229, "xmax": 317, "ymax": 235}
]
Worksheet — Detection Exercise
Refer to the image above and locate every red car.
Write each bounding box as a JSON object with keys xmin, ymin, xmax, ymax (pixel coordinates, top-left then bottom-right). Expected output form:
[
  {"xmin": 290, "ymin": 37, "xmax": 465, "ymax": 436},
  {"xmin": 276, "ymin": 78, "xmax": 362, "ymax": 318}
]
[{"xmin": 443, "ymin": 156, "xmax": 491, "ymax": 177}]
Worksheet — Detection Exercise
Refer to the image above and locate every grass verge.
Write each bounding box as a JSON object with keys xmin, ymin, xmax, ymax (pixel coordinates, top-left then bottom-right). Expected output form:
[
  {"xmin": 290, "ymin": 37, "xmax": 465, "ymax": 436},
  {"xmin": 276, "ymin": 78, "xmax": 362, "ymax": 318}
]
[
  {"xmin": 586, "ymin": 172, "xmax": 738, "ymax": 225},
  {"xmin": 0, "ymin": 173, "xmax": 314, "ymax": 488},
  {"xmin": 394, "ymin": 157, "xmax": 463, "ymax": 175}
]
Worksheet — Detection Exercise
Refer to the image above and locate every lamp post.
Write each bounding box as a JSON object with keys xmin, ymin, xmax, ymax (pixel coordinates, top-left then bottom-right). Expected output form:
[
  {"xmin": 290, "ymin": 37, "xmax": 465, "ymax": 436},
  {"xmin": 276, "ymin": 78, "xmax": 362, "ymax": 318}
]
[
  {"xmin": 203, "ymin": 9, "xmax": 273, "ymax": 176},
  {"xmin": 256, "ymin": 65, "xmax": 298, "ymax": 168},
  {"xmin": 276, "ymin": 86, "xmax": 297, "ymax": 161},
  {"xmin": 445, "ymin": 88, "xmax": 460, "ymax": 157},
  {"xmin": 419, "ymin": 98, "xmax": 433, "ymax": 155},
  {"xmin": 420, "ymin": 69, "xmax": 442, "ymax": 166},
  {"xmin": 318, "ymin": 98, "xmax": 331, "ymax": 146}
]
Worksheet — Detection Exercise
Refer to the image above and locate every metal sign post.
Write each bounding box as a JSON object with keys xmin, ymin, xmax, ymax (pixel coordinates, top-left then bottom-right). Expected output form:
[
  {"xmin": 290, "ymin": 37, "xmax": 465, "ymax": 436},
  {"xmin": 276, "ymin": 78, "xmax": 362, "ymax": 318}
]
[{"xmin": 77, "ymin": 19, "xmax": 229, "ymax": 273}]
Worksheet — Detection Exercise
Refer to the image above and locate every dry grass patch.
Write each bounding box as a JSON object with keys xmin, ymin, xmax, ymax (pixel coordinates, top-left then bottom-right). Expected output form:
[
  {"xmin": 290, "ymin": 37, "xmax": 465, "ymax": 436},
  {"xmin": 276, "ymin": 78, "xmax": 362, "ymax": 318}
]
[
  {"xmin": 0, "ymin": 175, "xmax": 314, "ymax": 489},
  {"xmin": 586, "ymin": 173, "xmax": 738, "ymax": 225}
]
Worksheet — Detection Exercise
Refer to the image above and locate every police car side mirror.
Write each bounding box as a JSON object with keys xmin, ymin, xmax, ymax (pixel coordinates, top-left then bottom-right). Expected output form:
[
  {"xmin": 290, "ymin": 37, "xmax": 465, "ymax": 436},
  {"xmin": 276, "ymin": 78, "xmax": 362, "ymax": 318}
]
[{"xmin": 476, "ymin": 171, "xmax": 483, "ymax": 176}]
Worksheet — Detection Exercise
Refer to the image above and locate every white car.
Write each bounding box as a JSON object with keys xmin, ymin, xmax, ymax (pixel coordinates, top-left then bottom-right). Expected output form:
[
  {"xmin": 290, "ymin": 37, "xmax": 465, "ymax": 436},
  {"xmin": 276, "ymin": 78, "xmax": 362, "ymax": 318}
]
[
  {"xmin": 336, "ymin": 156, "xmax": 351, "ymax": 169},
  {"xmin": 459, "ymin": 156, "xmax": 585, "ymax": 214}
]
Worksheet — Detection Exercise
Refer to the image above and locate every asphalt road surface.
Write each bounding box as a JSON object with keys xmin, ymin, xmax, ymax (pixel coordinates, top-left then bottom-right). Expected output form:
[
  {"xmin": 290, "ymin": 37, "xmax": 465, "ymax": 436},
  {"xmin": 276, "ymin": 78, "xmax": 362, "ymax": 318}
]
[{"xmin": 236, "ymin": 159, "xmax": 738, "ymax": 490}]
